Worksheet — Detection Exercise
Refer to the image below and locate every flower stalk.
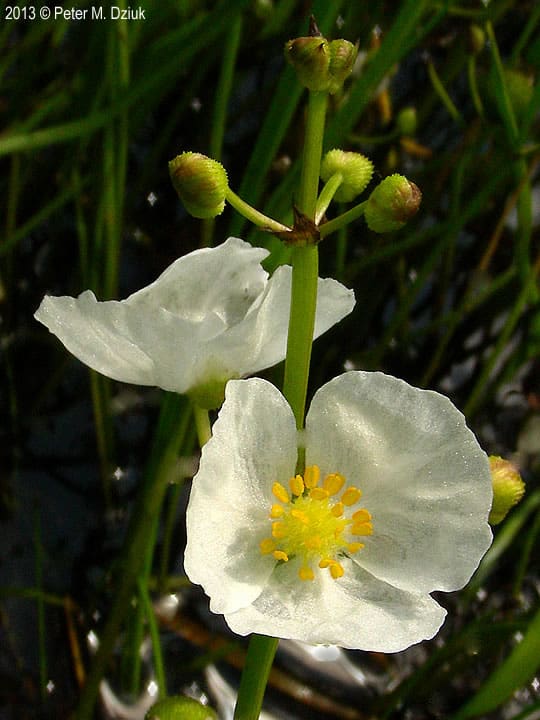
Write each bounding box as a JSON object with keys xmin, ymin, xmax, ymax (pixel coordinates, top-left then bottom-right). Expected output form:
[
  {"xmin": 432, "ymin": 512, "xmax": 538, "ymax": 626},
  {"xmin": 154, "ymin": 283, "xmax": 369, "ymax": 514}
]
[{"xmin": 233, "ymin": 88, "xmax": 329, "ymax": 720}]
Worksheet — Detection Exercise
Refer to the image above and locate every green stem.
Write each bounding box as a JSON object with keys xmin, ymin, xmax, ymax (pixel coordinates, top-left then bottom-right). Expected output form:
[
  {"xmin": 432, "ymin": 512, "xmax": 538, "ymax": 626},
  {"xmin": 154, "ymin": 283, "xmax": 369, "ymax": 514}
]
[
  {"xmin": 298, "ymin": 91, "xmax": 327, "ymax": 218},
  {"xmin": 315, "ymin": 172, "xmax": 343, "ymax": 225},
  {"xmin": 282, "ymin": 245, "xmax": 319, "ymax": 429},
  {"xmin": 233, "ymin": 88, "xmax": 328, "ymax": 720},
  {"xmin": 137, "ymin": 578, "xmax": 167, "ymax": 699},
  {"xmin": 193, "ymin": 404, "xmax": 212, "ymax": 447},
  {"xmin": 225, "ymin": 187, "xmax": 290, "ymax": 233},
  {"xmin": 427, "ymin": 59, "xmax": 463, "ymax": 124},
  {"xmin": 319, "ymin": 200, "xmax": 367, "ymax": 239},
  {"xmin": 233, "ymin": 636, "xmax": 279, "ymax": 720}
]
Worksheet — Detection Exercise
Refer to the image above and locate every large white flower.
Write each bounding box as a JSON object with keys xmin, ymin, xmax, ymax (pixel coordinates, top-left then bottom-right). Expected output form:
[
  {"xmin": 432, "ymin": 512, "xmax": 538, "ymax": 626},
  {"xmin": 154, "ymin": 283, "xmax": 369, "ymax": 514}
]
[
  {"xmin": 184, "ymin": 372, "xmax": 493, "ymax": 652},
  {"xmin": 34, "ymin": 238, "xmax": 354, "ymax": 405}
]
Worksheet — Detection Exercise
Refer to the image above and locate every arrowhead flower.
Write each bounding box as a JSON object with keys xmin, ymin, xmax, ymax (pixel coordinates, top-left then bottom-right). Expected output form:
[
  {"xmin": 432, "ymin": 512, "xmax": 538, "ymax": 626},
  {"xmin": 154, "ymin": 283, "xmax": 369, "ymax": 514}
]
[
  {"xmin": 184, "ymin": 372, "xmax": 493, "ymax": 651},
  {"xmin": 34, "ymin": 238, "xmax": 354, "ymax": 407}
]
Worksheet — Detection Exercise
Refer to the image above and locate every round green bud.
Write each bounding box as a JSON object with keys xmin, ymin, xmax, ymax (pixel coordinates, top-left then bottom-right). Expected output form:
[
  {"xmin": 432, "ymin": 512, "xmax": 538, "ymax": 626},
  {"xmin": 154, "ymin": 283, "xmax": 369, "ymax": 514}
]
[
  {"xmin": 145, "ymin": 696, "xmax": 218, "ymax": 720},
  {"xmin": 168, "ymin": 152, "xmax": 228, "ymax": 219},
  {"xmin": 285, "ymin": 37, "xmax": 331, "ymax": 92},
  {"xmin": 327, "ymin": 39, "xmax": 358, "ymax": 94},
  {"xmin": 365, "ymin": 174, "xmax": 422, "ymax": 233},
  {"xmin": 320, "ymin": 149, "xmax": 373, "ymax": 202},
  {"xmin": 396, "ymin": 107, "xmax": 417, "ymax": 136},
  {"xmin": 468, "ymin": 25, "xmax": 485, "ymax": 55},
  {"xmin": 488, "ymin": 456, "xmax": 525, "ymax": 525}
]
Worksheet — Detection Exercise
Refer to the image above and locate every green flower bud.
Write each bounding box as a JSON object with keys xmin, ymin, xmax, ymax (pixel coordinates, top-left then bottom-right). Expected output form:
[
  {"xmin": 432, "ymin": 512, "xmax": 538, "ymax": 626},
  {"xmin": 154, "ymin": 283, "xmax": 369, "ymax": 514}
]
[
  {"xmin": 320, "ymin": 149, "xmax": 373, "ymax": 202},
  {"xmin": 365, "ymin": 174, "xmax": 422, "ymax": 233},
  {"xmin": 502, "ymin": 68, "xmax": 534, "ymax": 118},
  {"xmin": 396, "ymin": 107, "xmax": 417, "ymax": 136},
  {"xmin": 146, "ymin": 696, "xmax": 218, "ymax": 720},
  {"xmin": 327, "ymin": 39, "xmax": 358, "ymax": 94},
  {"xmin": 285, "ymin": 36, "xmax": 331, "ymax": 92},
  {"xmin": 168, "ymin": 152, "xmax": 228, "ymax": 219},
  {"xmin": 468, "ymin": 25, "xmax": 485, "ymax": 55},
  {"xmin": 488, "ymin": 456, "xmax": 525, "ymax": 525},
  {"xmin": 285, "ymin": 36, "xmax": 357, "ymax": 94}
]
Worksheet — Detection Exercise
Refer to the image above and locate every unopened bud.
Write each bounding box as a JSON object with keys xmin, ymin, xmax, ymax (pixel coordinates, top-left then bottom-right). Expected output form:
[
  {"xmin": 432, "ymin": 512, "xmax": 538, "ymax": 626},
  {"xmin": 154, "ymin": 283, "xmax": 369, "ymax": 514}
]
[
  {"xmin": 285, "ymin": 37, "xmax": 357, "ymax": 94},
  {"xmin": 320, "ymin": 149, "xmax": 373, "ymax": 202},
  {"xmin": 365, "ymin": 174, "xmax": 422, "ymax": 232},
  {"xmin": 168, "ymin": 152, "xmax": 228, "ymax": 219},
  {"xmin": 468, "ymin": 25, "xmax": 485, "ymax": 55},
  {"xmin": 396, "ymin": 107, "xmax": 417, "ymax": 136},
  {"xmin": 327, "ymin": 39, "xmax": 358, "ymax": 94},
  {"xmin": 285, "ymin": 37, "xmax": 330, "ymax": 92},
  {"xmin": 488, "ymin": 456, "xmax": 525, "ymax": 525},
  {"xmin": 146, "ymin": 696, "xmax": 218, "ymax": 720}
]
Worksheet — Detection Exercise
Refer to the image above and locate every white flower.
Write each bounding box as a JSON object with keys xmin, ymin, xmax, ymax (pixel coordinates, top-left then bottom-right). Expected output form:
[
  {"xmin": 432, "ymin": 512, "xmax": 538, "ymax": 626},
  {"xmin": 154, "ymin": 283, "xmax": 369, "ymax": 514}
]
[
  {"xmin": 34, "ymin": 238, "xmax": 354, "ymax": 405},
  {"xmin": 184, "ymin": 372, "xmax": 493, "ymax": 652}
]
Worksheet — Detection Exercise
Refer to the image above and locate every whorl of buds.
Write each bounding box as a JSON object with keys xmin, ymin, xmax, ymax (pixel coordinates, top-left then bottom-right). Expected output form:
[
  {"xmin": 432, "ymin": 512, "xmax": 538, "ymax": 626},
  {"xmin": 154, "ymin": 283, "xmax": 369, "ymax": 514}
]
[
  {"xmin": 168, "ymin": 152, "xmax": 228, "ymax": 219},
  {"xmin": 320, "ymin": 149, "xmax": 373, "ymax": 202},
  {"xmin": 488, "ymin": 456, "xmax": 525, "ymax": 525},
  {"xmin": 365, "ymin": 174, "xmax": 422, "ymax": 233},
  {"xmin": 285, "ymin": 37, "xmax": 357, "ymax": 94}
]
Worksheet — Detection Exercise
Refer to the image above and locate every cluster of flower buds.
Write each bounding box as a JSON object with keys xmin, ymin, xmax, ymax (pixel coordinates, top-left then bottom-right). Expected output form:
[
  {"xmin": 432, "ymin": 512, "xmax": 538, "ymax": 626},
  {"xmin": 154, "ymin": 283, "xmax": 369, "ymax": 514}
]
[{"xmin": 285, "ymin": 33, "xmax": 357, "ymax": 95}]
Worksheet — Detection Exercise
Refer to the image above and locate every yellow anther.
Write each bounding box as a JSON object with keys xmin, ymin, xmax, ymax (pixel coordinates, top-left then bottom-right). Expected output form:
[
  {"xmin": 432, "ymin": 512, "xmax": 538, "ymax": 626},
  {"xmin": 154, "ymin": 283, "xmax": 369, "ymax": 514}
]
[
  {"xmin": 272, "ymin": 482, "xmax": 289, "ymax": 504},
  {"xmin": 291, "ymin": 509, "xmax": 309, "ymax": 524},
  {"xmin": 310, "ymin": 487, "xmax": 329, "ymax": 501},
  {"xmin": 329, "ymin": 562, "xmax": 344, "ymax": 579},
  {"xmin": 260, "ymin": 538, "xmax": 275, "ymax": 554},
  {"xmin": 323, "ymin": 473, "xmax": 346, "ymax": 495},
  {"xmin": 290, "ymin": 474, "xmax": 305, "ymax": 496},
  {"xmin": 352, "ymin": 508, "xmax": 371, "ymax": 523},
  {"xmin": 341, "ymin": 487, "xmax": 362, "ymax": 506},
  {"xmin": 304, "ymin": 465, "xmax": 320, "ymax": 489},
  {"xmin": 299, "ymin": 565, "xmax": 315, "ymax": 581},
  {"xmin": 262, "ymin": 466, "xmax": 372, "ymax": 583},
  {"xmin": 351, "ymin": 522, "xmax": 373, "ymax": 536}
]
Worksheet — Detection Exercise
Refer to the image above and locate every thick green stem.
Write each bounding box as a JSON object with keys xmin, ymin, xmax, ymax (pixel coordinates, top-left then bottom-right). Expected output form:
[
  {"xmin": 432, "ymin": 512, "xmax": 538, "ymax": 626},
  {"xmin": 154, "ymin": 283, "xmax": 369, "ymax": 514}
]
[
  {"xmin": 233, "ymin": 89, "xmax": 328, "ymax": 720},
  {"xmin": 282, "ymin": 245, "xmax": 319, "ymax": 429},
  {"xmin": 233, "ymin": 636, "xmax": 279, "ymax": 720}
]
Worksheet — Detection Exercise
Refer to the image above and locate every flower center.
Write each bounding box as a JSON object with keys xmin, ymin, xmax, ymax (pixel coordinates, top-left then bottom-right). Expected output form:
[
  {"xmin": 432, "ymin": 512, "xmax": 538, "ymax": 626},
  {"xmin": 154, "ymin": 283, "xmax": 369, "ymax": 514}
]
[{"xmin": 259, "ymin": 465, "xmax": 373, "ymax": 581}]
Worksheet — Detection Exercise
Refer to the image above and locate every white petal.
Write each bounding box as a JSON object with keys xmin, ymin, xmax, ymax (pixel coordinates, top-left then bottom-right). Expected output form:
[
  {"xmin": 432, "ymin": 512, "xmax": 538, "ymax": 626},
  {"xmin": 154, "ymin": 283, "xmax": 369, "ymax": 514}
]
[
  {"xmin": 224, "ymin": 559, "xmax": 447, "ymax": 652},
  {"xmin": 184, "ymin": 378, "xmax": 298, "ymax": 614},
  {"xmin": 35, "ymin": 291, "xmax": 158, "ymax": 386},
  {"xmin": 218, "ymin": 266, "xmax": 355, "ymax": 376},
  {"xmin": 305, "ymin": 371, "xmax": 493, "ymax": 594},
  {"xmin": 126, "ymin": 237, "xmax": 269, "ymax": 329}
]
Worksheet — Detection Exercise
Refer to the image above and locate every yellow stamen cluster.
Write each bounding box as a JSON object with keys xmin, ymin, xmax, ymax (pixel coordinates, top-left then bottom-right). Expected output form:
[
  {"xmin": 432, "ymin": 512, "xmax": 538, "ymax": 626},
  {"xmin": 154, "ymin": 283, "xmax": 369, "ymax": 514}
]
[{"xmin": 259, "ymin": 465, "xmax": 373, "ymax": 582}]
